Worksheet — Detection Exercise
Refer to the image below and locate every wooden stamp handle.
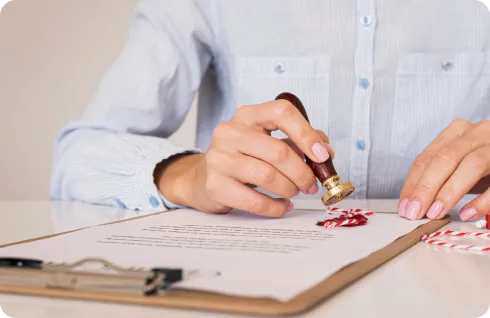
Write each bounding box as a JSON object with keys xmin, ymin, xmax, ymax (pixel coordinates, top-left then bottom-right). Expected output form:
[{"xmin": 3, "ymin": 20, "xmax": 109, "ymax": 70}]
[{"xmin": 275, "ymin": 92, "xmax": 337, "ymax": 184}]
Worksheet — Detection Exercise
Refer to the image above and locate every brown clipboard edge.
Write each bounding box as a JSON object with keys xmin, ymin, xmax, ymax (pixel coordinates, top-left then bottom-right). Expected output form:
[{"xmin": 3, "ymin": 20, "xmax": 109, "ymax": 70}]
[{"xmin": 0, "ymin": 212, "xmax": 449, "ymax": 316}]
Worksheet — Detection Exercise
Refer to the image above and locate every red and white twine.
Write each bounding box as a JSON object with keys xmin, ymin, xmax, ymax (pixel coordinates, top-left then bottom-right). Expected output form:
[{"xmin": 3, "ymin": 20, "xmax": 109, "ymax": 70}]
[
  {"xmin": 317, "ymin": 207, "xmax": 375, "ymax": 229},
  {"xmin": 421, "ymin": 230, "xmax": 490, "ymax": 253},
  {"xmin": 476, "ymin": 215, "xmax": 490, "ymax": 230},
  {"xmin": 325, "ymin": 207, "xmax": 375, "ymax": 217},
  {"xmin": 321, "ymin": 218, "xmax": 363, "ymax": 229},
  {"xmin": 319, "ymin": 209, "xmax": 490, "ymax": 253}
]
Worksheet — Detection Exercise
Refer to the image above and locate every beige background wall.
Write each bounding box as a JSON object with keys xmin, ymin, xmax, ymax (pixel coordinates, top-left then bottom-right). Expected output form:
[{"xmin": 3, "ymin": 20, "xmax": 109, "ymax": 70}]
[{"xmin": 0, "ymin": 0, "xmax": 198, "ymax": 200}]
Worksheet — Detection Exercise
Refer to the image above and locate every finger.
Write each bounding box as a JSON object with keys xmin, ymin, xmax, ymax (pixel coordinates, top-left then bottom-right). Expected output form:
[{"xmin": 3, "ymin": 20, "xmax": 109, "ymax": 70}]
[
  {"xmin": 315, "ymin": 130, "xmax": 335, "ymax": 159},
  {"xmin": 316, "ymin": 130, "xmax": 330, "ymax": 144},
  {"xmin": 459, "ymin": 186, "xmax": 490, "ymax": 222},
  {"xmin": 282, "ymin": 138, "xmax": 304, "ymax": 159},
  {"xmin": 398, "ymin": 120, "xmax": 473, "ymax": 217},
  {"xmin": 232, "ymin": 100, "xmax": 330, "ymax": 163},
  {"xmin": 400, "ymin": 120, "xmax": 473, "ymax": 201},
  {"xmin": 205, "ymin": 173, "xmax": 292, "ymax": 217},
  {"xmin": 207, "ymin": 149, "xmax": 299, "ymax": 199},
  {"xmin": 405, "ymin": 130, "xmax": 488, "ymax": 220},
  {"xmin": 426, "ymin": 145, "xmax": 490, "ymax": 220},
  {"xmin": 282, "ymin": 130, "xmax": 335, "ymax": 159},
  {"xmin": 214, "ymin": 123, "xmax": 318, "ymax": 194}
]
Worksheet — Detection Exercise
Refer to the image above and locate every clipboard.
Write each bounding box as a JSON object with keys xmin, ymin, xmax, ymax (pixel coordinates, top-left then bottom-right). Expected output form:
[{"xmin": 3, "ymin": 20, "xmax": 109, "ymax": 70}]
[{"xmin": 0, "ymin": 211, "xmax": 449, "ymax": 316}]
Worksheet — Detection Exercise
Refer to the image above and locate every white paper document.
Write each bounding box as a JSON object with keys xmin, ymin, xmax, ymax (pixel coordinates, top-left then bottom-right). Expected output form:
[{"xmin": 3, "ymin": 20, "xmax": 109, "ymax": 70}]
[{"xmin": 0, "ymin": 209, "xmax": 428, "ymax": 301}]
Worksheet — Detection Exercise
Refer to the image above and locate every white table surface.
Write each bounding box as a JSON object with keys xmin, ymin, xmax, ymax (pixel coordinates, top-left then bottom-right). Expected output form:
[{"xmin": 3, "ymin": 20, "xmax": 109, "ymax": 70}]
[{"xmin": 0, "ymin": 199, "xmax": 489, "ymax": 318}]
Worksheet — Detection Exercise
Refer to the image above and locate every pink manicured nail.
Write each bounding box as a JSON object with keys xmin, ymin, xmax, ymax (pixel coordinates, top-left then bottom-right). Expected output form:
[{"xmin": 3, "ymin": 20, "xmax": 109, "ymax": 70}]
[
  {"xmin": 398, "ymin": 198, "xmax": 408, "ymax": 217},
  {"xmin": 460, "ymin": 207, "xmax": 479, "ymax": 221},
  {"xmin": 311, "ymin": 142, "xmax": 330, "ymax": 162},
  {"xmin": 308, "ymin": 184, "xmax": 319, "ymax": 195},
  {"xmin": 427, "ymin": 201, "xmax": 444, "ymax": 219},
  {"xmin": 406, "ymin": 200, "xmax": 422, "ymax": 220},
  {"xmin": 287, "ymin": 200, "xmax": 294, "ymax": 212}
]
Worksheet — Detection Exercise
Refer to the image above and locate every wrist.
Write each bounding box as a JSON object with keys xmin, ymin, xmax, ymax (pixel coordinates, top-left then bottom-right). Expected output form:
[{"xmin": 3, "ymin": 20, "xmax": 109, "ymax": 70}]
[{"xmin": 154, "ymin": 153, "xmax": 204, "ymax": 207}]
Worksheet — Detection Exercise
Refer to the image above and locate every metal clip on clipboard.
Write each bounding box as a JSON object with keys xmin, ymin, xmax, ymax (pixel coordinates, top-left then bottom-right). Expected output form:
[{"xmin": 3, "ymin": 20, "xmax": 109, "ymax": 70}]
[{"xmin": 0, "ymin": 257, "xmax": 221, "ymax": 296}]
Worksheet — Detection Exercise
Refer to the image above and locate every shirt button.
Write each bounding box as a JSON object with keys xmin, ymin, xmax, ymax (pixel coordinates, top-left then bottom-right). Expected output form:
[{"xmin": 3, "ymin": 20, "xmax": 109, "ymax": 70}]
[
  {"xmin": 149, "ymin": 196, "xmax": 160, "ymax": 208},
  {"xmin": 441, "ymin": 61, "xmax": 454, "ymax": 72},
  {"xmin": 274, "ymin": 62, "xmax": 285, "ymax": 74},
  {"xmin": 356, "ymin": 140, "xmax": 366, "ymax": 150},
  {"xmin": 361, "ymin": 15, "xmax": 372, "ymax": 26},
  {"xmin": 359, "ymin": 78, "xmax": 370, "ymax": 89}
]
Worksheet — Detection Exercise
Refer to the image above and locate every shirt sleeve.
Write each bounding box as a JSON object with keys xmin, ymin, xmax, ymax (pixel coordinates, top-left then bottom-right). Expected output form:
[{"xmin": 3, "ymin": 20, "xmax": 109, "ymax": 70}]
[{"xmin": 50, "ymin": 0, "xmax": 215, "ymax": 212}]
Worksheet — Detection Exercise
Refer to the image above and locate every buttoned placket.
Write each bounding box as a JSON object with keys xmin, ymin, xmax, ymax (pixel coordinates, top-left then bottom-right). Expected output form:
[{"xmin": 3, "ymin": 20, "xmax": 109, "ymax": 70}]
[{"xmin": 349, "ymin": 0, "xmax": 376, "ymax": 198}]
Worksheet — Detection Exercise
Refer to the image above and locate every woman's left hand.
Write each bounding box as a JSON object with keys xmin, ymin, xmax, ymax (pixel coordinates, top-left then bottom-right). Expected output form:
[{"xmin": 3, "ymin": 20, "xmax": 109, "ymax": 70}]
[{"xmin": 398, "ymin": 119, "xmax": 490, "ymax": 221}]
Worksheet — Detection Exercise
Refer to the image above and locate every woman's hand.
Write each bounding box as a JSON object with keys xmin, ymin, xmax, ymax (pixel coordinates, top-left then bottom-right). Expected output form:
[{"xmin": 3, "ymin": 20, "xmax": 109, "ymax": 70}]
[
  {"xmin": 157, "ymin": 99, "xmax": 332, "ymax": 217},
  {"xmin": 398, "ymin": 120, "xmax": 490, "ymax": 221}
]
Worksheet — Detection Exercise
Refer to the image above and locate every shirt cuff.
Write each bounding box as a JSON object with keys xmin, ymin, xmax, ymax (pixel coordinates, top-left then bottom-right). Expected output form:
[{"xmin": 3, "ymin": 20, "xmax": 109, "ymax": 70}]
[{"xmin": 135, "ymin": 149, "xmax": 202, "ymax": 212}]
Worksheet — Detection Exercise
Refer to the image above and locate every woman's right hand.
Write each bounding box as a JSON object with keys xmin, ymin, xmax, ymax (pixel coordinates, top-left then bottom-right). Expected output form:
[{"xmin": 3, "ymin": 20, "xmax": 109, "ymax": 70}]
[{"xmin": 157, "ymin": 99, "xmax": 333, "ymax": 217}]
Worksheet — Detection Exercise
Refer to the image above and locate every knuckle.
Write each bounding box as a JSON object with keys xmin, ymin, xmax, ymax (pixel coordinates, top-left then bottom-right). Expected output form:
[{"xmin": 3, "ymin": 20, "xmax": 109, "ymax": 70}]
[
  {"xmin": 214, "ymin": 122, "xmax": 234, "ymax": 137},
  {"xmin": 249, "ymin": 196, "xmax": 267, "ymax": 215},
  {"xmin": 256, "ymin": 166, "xmax": 276, "ymax": 185},
  {"xmin": 298, "ymin": 126, "xmax": 315, "ymax": 143},
  {"xmin": 269, "ymin": 143, "xmax": 290, "ymax": 164},
  {"xmin": 261, "ymin": 168, "xmax": 276, "ymax": 184},
  {"xmin": 316, "ymin": 130, "xmax": 330, "ymax": 143},
  {"xmin": 235, "ymin": 104, "xmax": 252, "ymax": 118},
  {"xmin": 273, "ymin": 100, "xmax": 295, "ymax": 117},
  {"xmin": 413, "ymin": 182, "xmax": 433, "ymax": 195},
  {"xmin": 449, "ymin": 119, "xmax": 471, "ymax": 130},
  {"xmin": 413, "ymin": 153, "xmax": 433, "ymax": 168},
  {"xmin": 434, "ymin": 147, "xmax": 459, "ymax": 165},
  {"xmin": 464, "ymin": 152, "xmax": 488, "ymax": 173},
  {"xmin": 438, "ymin": 186, "xmax": 457, "ymax": 202}
]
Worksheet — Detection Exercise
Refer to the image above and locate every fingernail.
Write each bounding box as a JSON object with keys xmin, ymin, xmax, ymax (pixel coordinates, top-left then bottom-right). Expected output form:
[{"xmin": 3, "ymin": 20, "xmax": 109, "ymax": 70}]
[
  {"xmin": 287, "ymin": 200, "xmax": 294, "ymax": 212},
  {"xmin": 308, "ymin": 183, "xmax": 319, "ymax": 195},
  {"xmin": 460, "ymin": 207, "xmax": 479, "ymax": 221},
  {"xmin": 427, "ymin": 201, "xmax": 444, "ymax": 219},
  {"xmin": 398, "ymin": 198, "xmax": 408, "ymax": 217},
  {"xmin": 406, "ymin": 200, "xmax": 422, "ymax": 220},
  {"xmin": 311, "ymin": 142, "xmax": 330, "ymax": 162}
]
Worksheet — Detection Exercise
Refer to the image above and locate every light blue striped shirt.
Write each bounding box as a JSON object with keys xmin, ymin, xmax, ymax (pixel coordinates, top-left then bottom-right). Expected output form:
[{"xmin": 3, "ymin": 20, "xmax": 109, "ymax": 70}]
[{"xmin": 51, "ymin": 0, "xmax": 490, "ymax": 212}]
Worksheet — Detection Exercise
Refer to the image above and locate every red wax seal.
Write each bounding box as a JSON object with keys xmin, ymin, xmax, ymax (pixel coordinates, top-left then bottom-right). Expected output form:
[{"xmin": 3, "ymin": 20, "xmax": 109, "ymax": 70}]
[
  {"xmin": 317, "ymin": 208, "xmax": 374, "ymax": 229},
  {"xmin": 317, "ymin": 213, "xmax": 368, "ymax": 228}
]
